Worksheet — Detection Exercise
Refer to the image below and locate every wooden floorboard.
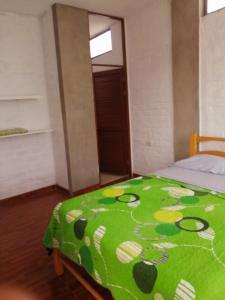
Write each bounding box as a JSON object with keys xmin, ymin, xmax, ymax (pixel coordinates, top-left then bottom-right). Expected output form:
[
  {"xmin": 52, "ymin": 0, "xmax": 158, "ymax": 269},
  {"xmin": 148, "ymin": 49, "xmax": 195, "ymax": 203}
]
[{"xmin": 0, "ymin": 189, "xmax": 112, "ymax": 299}]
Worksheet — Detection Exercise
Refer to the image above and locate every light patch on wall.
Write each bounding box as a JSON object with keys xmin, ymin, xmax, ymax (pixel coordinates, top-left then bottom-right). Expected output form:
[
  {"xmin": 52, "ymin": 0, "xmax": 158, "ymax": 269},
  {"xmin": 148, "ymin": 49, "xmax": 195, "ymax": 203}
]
[
  {"xmin": 90, "ymin": 30, "xmax": 112, "ymax": 58},
  {"xmin": 207, "ymin": 0, "xmax": 225, "ymax": 13},
  {"xmin": 200, "ymin": 7, "xmax": 225, "ymax": 150}
]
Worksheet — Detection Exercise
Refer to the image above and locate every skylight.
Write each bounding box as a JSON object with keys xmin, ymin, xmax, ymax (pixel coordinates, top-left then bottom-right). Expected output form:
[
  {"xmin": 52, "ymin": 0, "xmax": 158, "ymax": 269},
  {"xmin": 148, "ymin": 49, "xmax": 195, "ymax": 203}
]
[
  {"xmin": 207, "ymin": 0, "xmax": 225, "ymax": 13},
  {"xmin": 90, "ymin": 30, "xmax": 112, "ymax": 59}
]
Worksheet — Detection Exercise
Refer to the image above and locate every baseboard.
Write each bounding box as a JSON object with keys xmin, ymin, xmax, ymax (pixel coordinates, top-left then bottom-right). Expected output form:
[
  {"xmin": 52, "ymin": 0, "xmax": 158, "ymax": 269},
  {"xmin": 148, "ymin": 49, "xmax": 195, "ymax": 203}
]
[
  {"xmin": 132, "ymin": 173, "xmax": 142, "ymax": 178},
  {"xmin": 0, "ymin": 185, "xmax": 58, "ymax": 204},
  {"xmin": 55, "ymin": 185, "xmax": 70, "ymax": 195},
  {"xmin": 0, "ymin": 177, "xmax": 137, "ymax": 204},
  {"xmin": 0, "ymin": 183, "xmax": 101, "ymax": 204},
  {"xmin": 0, "ymin": 183, "xmax": 101, "ymax": 205}
]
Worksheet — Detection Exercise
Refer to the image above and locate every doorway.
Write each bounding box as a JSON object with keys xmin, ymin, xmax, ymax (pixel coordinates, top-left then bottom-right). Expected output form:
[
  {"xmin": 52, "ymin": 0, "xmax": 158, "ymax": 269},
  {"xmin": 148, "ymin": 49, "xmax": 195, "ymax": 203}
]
[{"xmin": 89, "ymin": 13, "xmax": 131, "ymax": 186}]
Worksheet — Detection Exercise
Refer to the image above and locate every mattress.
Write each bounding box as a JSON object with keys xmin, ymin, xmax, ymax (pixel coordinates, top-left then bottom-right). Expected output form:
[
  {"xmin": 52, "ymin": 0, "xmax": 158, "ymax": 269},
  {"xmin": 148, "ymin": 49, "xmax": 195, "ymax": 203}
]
[
  {"xmin": 43, "ymin": 174, "xmax": 225, "ymax": 300},
  {"xmin": 155, "ymin": 166, "xmax": 225, "ymax": 193}
]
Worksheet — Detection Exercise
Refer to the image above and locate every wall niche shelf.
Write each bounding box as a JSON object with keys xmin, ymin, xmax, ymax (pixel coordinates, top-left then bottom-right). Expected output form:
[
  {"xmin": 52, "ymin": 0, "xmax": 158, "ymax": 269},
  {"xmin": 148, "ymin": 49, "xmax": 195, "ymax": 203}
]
[
  {"xmin": 0, "ymin": 95, "xmax": 41, "ymax": 101},
  {"xmin": 0, "ymin": 129, "xmax": 53, "ymax": 139}
]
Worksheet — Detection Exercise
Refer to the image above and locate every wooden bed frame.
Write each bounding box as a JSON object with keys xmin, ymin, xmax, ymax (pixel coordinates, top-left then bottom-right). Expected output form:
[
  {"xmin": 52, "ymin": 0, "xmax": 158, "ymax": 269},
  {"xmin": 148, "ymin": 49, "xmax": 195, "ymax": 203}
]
[
  {"xmin": 53, "ymin": 249, "xmax": 105, "ymax": 299},
  {"xmin": 52, "ymin": 132, "xmax": 225, "ymax": 300},
  {"xmin": 190, "ymin": 132, "xmax": 225, "ymax": 157}
]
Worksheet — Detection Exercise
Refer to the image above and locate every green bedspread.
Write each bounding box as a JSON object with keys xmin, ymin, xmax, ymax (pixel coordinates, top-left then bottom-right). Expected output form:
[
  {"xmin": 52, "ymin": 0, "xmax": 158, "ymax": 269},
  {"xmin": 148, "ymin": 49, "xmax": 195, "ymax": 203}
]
[{"xmin": 43, "ymin": 175, "xmax": 225, "ymax": 299}]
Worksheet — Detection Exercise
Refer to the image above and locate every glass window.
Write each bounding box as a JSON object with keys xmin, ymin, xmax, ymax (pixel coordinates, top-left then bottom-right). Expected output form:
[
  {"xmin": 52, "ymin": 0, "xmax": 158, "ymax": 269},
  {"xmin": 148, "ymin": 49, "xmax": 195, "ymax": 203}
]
[
  {"xmin": 207, "ymin": 0, "xmax": 225, "ymax": 13},
  {"xmin": 90, "ymin": 30, "xmax": 112, "ymax": 59}
]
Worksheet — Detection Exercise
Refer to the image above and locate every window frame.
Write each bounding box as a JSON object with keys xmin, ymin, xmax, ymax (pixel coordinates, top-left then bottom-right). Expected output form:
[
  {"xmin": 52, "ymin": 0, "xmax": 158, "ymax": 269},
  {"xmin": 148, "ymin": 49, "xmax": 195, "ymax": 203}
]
[{"xmin": 90, "ymin": 29, "xmax": 112, "ymax": 59}]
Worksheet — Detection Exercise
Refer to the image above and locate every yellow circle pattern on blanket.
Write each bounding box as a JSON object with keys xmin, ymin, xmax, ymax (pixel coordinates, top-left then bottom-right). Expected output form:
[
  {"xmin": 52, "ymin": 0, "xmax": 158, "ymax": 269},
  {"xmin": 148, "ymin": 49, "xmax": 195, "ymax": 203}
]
[
  {"xmin": 154, "ymin": 210, "xmax": 183, "ymax": 223},
  {"xmin": 102, "ymin": 188, "xmax": 124, "ymax": 197}
]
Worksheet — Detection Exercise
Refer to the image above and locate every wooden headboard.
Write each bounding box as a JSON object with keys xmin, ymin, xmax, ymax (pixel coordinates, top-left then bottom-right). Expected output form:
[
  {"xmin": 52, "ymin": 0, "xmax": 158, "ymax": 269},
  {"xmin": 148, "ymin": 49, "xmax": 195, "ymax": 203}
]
[{"xmin": 189, "ymin": 133, "xmax": 225, "ymax": 158}]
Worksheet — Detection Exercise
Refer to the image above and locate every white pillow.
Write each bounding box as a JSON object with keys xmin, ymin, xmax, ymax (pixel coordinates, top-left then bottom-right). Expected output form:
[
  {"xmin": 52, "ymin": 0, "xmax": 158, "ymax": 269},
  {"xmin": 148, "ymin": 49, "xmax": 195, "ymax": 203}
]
[{"xmin": 173, "ymin": 154, "xmax": 225, "ymax": 175}]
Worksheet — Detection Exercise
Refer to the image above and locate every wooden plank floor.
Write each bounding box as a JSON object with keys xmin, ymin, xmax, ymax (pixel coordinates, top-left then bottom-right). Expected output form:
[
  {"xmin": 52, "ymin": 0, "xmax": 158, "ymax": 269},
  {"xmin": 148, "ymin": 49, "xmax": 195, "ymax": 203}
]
[{"xmin": 0, "ymin": 189, "xmax": 112, "ymax": 299}]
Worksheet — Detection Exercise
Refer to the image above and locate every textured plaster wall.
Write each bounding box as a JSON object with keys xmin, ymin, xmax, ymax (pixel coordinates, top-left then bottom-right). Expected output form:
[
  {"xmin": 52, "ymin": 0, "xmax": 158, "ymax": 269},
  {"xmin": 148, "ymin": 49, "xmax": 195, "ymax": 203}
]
[
  {"xmin": 126, "ymin": 0, "xmax": 174, "ymax": 174},
  {"xmin": 41, "ymin": 9, "xmax": 69, "ymax": 189},
  {"xmin": 200, "ymin": 9, "xmax": 225, "ymax": 145},
  {"xmin": 0, "ymin": 12, "xmax": 55, "ymax": 199},
  {"xmin": 172, "ymin": 0, "xmax": 200, "ymax": 160}
]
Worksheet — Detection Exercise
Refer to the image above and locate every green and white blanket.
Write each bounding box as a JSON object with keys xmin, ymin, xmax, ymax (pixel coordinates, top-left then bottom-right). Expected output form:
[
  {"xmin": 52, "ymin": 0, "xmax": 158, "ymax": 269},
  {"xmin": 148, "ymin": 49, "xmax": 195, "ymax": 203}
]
[{"xmin": 43, "ymin": 175, "xmax": 225, "ymax": 300}]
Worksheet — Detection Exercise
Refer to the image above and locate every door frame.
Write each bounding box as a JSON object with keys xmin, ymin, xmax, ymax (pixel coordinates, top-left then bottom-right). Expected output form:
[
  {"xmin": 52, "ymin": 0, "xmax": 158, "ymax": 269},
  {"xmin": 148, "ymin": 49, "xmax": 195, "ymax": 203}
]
[{"xmin": 89, "ymin": 11, "xmax": 132, "ymax": 177}]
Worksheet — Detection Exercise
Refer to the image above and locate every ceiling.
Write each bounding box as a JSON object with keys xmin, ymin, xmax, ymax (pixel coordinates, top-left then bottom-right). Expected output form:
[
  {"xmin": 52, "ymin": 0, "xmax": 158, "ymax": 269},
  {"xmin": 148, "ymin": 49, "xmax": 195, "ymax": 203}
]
[{"xmin": 0, "ymin": 0, "xmax": 150, "ymax": 17}]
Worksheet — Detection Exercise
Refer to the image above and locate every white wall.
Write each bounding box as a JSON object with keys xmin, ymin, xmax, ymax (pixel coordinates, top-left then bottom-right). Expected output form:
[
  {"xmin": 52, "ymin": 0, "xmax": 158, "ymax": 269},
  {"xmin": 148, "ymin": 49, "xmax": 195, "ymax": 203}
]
[
  {"xmin": 126, "ymin": 0, "xmax": 174, "ymax": 174},
  {"xmin": 0, "ymin": 12, "xmax": 50, "ymax": 129},
  {"xmin": 41, "ymin": 9, "xmax": 69, "ymax": 189},
  {"xmin": 200, "ymin": 9, "xmax": 225, "ymax": 142},
  {"xmin": 0, "ymin": 134, "xmax": 55, "ymax": 199},
  {"xmin": 0, "ymin": 1, "xmax": 176, "ymax": 199},
  {"xmin": 0, "ymin": 12, "xmax": 55, "ymax": 199}
]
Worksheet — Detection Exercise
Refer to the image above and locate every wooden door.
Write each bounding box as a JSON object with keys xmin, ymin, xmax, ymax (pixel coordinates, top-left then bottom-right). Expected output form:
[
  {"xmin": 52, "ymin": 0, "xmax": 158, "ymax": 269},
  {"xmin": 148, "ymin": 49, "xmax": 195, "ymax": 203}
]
[{"xmin": 93, "ymin": 68, "xmax": 130, "ymax": 175}]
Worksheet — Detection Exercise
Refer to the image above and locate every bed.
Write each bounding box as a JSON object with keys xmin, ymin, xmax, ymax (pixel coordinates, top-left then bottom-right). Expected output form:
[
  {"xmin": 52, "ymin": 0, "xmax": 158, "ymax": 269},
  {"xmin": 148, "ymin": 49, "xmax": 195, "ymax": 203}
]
[{"xmin": 43, "ymin": 133, "xmax": 225, "ymax": 300}]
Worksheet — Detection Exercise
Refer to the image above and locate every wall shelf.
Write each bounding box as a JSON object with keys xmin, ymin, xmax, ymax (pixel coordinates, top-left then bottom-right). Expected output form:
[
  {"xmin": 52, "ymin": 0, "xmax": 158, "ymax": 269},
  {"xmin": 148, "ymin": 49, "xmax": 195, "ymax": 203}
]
[
  {"xmin": 0, "ymin": 129, "xmax": 53, "ymax": 139},
  {"xmin": 0, "ymin": 95, "xmax": 41, "ymax": 101}
]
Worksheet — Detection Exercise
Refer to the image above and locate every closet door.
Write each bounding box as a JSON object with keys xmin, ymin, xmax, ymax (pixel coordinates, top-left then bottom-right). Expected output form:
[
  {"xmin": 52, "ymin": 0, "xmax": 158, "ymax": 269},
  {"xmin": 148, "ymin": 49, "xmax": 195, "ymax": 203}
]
[{"xmin": 53, "ymin": 4, "xmax": 99, "ymax": 193}]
